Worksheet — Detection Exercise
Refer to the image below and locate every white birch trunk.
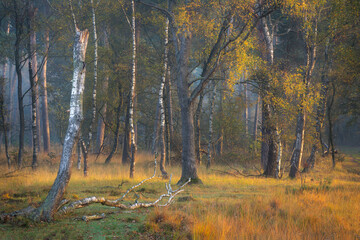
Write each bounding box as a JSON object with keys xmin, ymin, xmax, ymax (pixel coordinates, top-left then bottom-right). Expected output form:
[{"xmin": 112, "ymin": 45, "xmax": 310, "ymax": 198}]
[
  {"xmin": 129, "ymin": 0, "xmax": 137, "ymax": 178},
  {"xmin": 32, "ymin": 28, "xmax": 89, "ymax": 221},
  {"xmin": 289, "ymin": 20, "xmax": 318, "ymax": 178},
  {"xmin": 88, "ymin": 0, "xmax": 98, "ymax": 148},
  {"xmin": 27, "ymin": 2, "xmax": 39, "ymax": 168},
  {"xmin": 158, "ymin": 15, "xmax": 169, "ymax": 178}
]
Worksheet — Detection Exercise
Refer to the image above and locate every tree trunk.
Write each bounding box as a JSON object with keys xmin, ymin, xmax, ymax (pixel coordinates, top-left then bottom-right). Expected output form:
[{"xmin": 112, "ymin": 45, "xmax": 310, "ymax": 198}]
[
  {"xmin": 1, "ymin": 19, "xmax": 11, "ymax": 168},
  {"xmin": 77, "ymin": 140, "xmax": 81, "ymax": 170},
  {"xmin": 275, "ymin": 127, "xmax": 281, "ymax": 178},
  {"xmin": 122, "ymin": 94, "xmax": 131, "ymax": 164},
  {"xmin": 289, "ymin": 109, "xmax": 306, "ymax": 177},
  {"xmin": 244, "ymin": 81, "xmax": 249, "ymax": 136},
  {"xmin": 14, "ymin": 1, "xmax": 25, "ymax": 168},
  {"xmin": 152, "ymin": 101, "xmax": 160, "ymax": 153},
  {"xmin": 216, "ymin": 88, "xmax": 223, "ymax": 156},
  {"xmin": 129, "ymin": 0, "xmax": 137, "ymax": 178},
  {"xmin": 31, "ymin": 28, "xmax": 89, "ymax": 222},
  {"xmin": 105, "ymin": 85, "xmax": 122, "ymax": 164},
  {"xmin": 8, "ymin": 65, "xmax": 16, "ymax": 147},
  {"xmin": 258, "ymin": 13, "xmax": 279, "ymax": 177},
  {"xmin": 289, "ymin": 19, "xmax": 317, "ymax": 178},
  {"xmin": 158, "ymin": 14, "xmax": 169, "ymax": 178},
  {"xmin": 41, "ymin": 30, "xmax": 51, "ymax": 153},
  {"xmin": 207, "ymin": 83, "xmax": 216, "ymax": 169},
  {"xmin": 80, "ymin": 0, "xmax": 98, "ymax": 175},
  {"xmin": 95, "ymin": 29, "xmax": 110, "ymax": 154},
  {"xmin": 253, "ymin": 95, "xmax": 260, "ymax": 141},
  {"xmin": 304, "ymin": 43, "xmax": 330, "ymax": 171},
  {"xmin": 194, "ymin": 91, "xmax": 204, "ymax": 164},
  {"xmin": 87, "ymin": 0, "xmax": 98, "ymax": 150},
  {"xmin": 328, "ymin": 81, "xmax": 336, "ymax": 168},
  {"xmin": 27, "ymin": 4, "xmax": 39, "ymax": 168},
  {"xmin": 27, "ymin": 3, "xmax": 41, "ymax": 156}
]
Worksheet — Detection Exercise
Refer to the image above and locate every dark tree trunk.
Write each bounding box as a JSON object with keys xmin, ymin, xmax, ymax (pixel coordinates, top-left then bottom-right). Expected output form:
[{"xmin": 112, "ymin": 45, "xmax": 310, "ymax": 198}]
[
  {"xmin": 253, "ymin": 95, "xmax": 260, "ymax": 141},
  {"xmin": 14, "ymin": 1, "xmax": 25, "ymax": 167},
  {"xmin": 304, "ymin": 43, "xmax": 330, "ymax": 171},
  {"xmin": 122, "ymin": 95, "xmax": 131, "ymax": 165},
  {"xmin": 95, "ymin": 29, "xmax": 110, "ymax": 154},
  {"xmin": 1, "ymin": 67, "xmax": 10, "ymax": 169},
  {"xmin": 207, "ymin": 83, "xmax": 216, "ymax": 169},
  {"xmin": 1, "ymin": 19, "xmax": 11, "ymax": 168},
  {"xmin": 77, "ymin": 140, "xmax": 82, "ymax": 170},
  {"xmin": 216, "ymin": 88, "xmax": 223, "ymax": 156},
  {"xmin": 105, "ymin": 85, "xmax": 122, "ymax": 164},
  {"xmin": 27, "ymin": 1, "xmax": 39, "ymax": 168},
  {"xmin": 289, "ymin": 109, "xmax": 306, "ymax": 178},
  {"xmin": 258, "ymin": 13, "xmax": 279, "ymax": 177},
  {"xmin": 195, "ymin": 92, "xmax": 204, "ymax": 164},
  {"xmin": 328, "ymin": 81, "xmax": 336, "ymax": 168},
  {"xmin": 31, "ymin": 28, "xmax": 89, "ymax": 222}
]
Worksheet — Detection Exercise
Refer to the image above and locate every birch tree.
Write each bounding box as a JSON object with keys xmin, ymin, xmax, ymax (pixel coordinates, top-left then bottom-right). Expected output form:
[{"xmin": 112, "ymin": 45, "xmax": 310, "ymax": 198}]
[
  {"xmin": 79, "ymin": 0, "xmax": 98, "ymax": 176},
  {"xmin": 304, "ymin": 42, "xmax": 330, "ymax": 171},
  {"xmin": 157, "ymin": 10, "xmax": 170, "ymax": 178},
  {"xmin": 30, "ymin": 8, "xmax": 90, "ymax": 219},
  {"xmin": 289, "ymin": 2, "xmax": 321, "ymax": 178},
  {"xmin": 257, "ymin": 7, "xmax": 281, "ymax": 177},
  {"xmin": 26, "ymin": 0, "xmax": 39, "ymax": 168},
  {"xmin": 129, "ymin": 0, "xmax": 137, "ymax": 178}
]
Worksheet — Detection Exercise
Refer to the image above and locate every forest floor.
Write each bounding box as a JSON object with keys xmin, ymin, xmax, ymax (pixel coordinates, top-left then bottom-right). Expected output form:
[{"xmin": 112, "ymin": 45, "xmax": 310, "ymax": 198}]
[{"xmin": 0, "ymin": 148, "xmax": 359, "ymax": 239}]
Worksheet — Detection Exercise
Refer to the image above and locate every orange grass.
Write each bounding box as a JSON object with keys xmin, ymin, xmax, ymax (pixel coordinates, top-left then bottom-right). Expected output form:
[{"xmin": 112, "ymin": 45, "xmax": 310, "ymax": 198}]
[{"xmin": 0, "ymin": 148, "xmax": 359, "ymax": 239}]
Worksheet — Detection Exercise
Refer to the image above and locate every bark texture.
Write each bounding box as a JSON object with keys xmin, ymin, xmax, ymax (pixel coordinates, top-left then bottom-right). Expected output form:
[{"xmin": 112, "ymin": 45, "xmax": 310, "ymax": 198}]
[
  {"xmin": 41, "ymin": 30, "xmax": 51, "ymax": 153},
  {"xmin": 195, "ymin": 92, "xmax": 204, "ymax": 164},
  {"xmin": 258, "ymin": 13, "xmax": 280, "ymax": 177},
  {"xmin": 104, "ymin": 85, "xmax": 122, "ymax": 164},
  {"xmin": 207, "ymin": 83, "xmax": 216, "ymax": 169},
  {"xmin": 129, "ymin": 0, "xmax": 137, "ymax": 178},
  {"xmin": 158, "ymin": 14, "xmax": 170, "ymax": 178},
  {"xmin": 26, "ymin": 2, "xmax": 39, "ymax": 168},
  {"xmin": 304, "ymin": 43, "xmax": 329, "ymax": 171},
  {"xmin": 14, "ymin": 1, "xmax": 25, "ymax": 167},
  {"xmin": 289, "ymin": 19, "xmax": 318, "ymax": 178},
  {"xmin": 95, "ymin": 29, "xmax": 109, "ymax": 154},
  {"xmin": 31, "ymin": 28, "xmax": 89, "ymax": 222},
  {"xmin": 1, "ymin": 20, "xmax": 11, "ymax": 168}
]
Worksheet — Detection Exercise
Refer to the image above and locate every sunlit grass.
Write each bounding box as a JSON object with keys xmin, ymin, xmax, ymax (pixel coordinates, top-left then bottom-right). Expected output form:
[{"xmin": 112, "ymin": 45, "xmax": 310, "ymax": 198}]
[{"xmin": 0, "ymin": 147, "xmax": 360, "ymax": 239}]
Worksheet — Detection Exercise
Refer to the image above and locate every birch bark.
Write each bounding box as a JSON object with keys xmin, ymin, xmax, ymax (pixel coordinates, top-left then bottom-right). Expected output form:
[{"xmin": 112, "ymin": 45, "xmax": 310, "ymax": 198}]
[
  {"xmin": 32, "ymin": 27, "xmax": 89, "ymax": 221},
  {"xmin": 129, "ymin": 0, "xmax": 137, "ymax": 178},
  {"xmin": 26, "ymin": 1, "xmax": 40, "ymax": 168},
  {"xmin": 304, "ymin": 43, "xmax": 329, "ymax": 171},
  {"xmin": 289, "ymin": 19, "xmax": 318, "ymax": 178}
]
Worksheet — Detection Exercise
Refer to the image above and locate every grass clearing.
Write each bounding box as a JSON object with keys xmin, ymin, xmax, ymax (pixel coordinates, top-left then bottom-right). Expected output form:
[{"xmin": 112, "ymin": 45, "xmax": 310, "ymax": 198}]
[{"xmin": 0, "ymin": 149, "xmax": 360, "ymax": 239}]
